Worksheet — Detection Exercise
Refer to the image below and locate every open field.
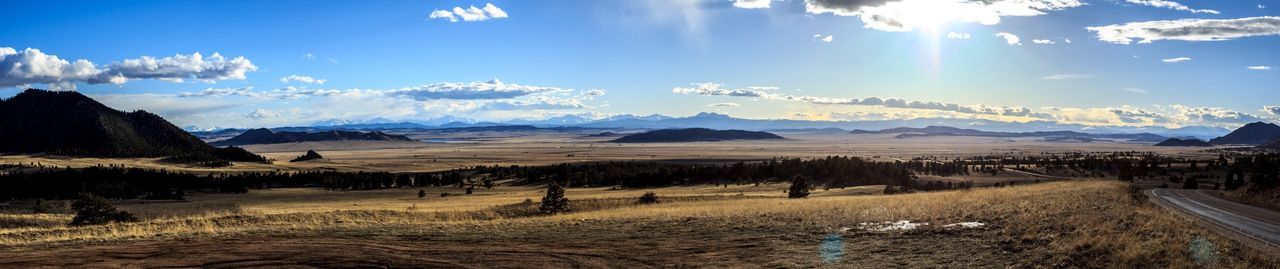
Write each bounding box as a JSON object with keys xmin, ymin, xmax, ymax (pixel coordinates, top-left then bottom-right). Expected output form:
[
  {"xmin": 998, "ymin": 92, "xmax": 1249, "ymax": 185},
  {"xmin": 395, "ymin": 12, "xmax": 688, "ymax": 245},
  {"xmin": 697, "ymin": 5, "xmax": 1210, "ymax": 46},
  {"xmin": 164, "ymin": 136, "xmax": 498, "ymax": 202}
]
[
  {"xmin": 1, "ymin": 180, "xmax": 1276, "ymax": 267},
  {"xmin": 0, "ymin": 133, "xmax": 1225, "ymax": 173}
]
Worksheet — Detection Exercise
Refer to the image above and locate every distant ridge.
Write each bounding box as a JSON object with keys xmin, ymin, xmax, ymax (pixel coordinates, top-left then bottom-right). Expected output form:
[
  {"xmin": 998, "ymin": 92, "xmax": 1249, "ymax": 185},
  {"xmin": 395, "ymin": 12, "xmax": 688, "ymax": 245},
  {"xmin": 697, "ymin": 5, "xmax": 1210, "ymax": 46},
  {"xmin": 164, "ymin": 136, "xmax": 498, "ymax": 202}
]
[
  {"xmin": 0, "ymin": 89, "xmax": 266, "ymax": 164},
  {"xmin": 212, "ymin": 128, "xmax": 415, "ymax": 146},
  {"xmin": 611, "ymin": 128, "xmax": 783, "ymax": 143},
  {"xmin": 848, "ymin": 125, "xmax": 1167, "ymax": 142},
  {"xmin": 1154, "ymin": 138, "xmax": 1213, "ymax": 147},
  {"xmin": 1209, "ymin": 122, "xmax": 1280, "ymax": 145}
]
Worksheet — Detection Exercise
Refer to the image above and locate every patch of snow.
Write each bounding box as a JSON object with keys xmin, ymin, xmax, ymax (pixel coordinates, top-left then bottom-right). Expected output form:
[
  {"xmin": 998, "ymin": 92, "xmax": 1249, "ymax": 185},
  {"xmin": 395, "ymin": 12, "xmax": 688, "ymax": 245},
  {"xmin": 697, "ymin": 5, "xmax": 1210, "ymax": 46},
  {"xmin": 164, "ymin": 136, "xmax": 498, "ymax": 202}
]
[
  {"xmin": 942, "ymin": 222, "xmax": 986, "ymax": 229},
  {"xmin": 858, "ymin": 220, "xmax": 929, "ymax": 232}
]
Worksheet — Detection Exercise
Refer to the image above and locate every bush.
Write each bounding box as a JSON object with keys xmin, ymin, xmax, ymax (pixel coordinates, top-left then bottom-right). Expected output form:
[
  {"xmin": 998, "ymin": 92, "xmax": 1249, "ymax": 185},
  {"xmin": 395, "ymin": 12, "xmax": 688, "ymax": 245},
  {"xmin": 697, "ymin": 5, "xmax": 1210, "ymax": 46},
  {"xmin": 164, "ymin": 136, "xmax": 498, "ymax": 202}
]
[
  {"xmin": 638, "ymin": 192, "xmax": 659, "ymax": 204},
  {"xmin": 418, "ymin": 189, "xmax": 426, "ymax": 198},
  {"xmin": 539, "ymin": 183, "xmax": 570, "ymax": 214},
  {"xmin": 69, "ymin": 193, "xmax": 137, "ymax": 226},
  {"xmin": 788, "ymin": 175, "xmax": 811, "ymax": 199},
  {"xmin": 1182, "ymin": 178, "xmax": 1199, "ymax": 190}
]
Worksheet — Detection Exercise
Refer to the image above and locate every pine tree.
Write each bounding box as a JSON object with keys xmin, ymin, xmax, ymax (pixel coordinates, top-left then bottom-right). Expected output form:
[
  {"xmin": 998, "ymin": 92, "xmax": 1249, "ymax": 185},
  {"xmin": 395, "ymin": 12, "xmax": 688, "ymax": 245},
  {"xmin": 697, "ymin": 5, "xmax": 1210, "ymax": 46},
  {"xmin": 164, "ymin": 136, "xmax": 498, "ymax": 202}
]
[
  {"xmin": 69, "ymin": 193, "xmax": 137, "ymax": 226},
  {"xmin": 539, "ymin": 183, "xmax": 570, "ymax": 214},
  {"xmin": 788, "ymin": 175, "xmax": 811, "ymax": 199}
]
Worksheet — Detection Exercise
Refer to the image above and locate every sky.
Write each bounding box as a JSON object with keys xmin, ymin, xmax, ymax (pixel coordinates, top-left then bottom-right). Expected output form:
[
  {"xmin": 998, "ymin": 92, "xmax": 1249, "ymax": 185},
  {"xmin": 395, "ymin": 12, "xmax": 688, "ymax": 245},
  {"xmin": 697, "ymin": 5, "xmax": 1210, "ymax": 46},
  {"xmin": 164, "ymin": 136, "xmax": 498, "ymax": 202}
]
[{"xmin": 1, "ymin": 0, "xmax": 1278, "ymax": 130}]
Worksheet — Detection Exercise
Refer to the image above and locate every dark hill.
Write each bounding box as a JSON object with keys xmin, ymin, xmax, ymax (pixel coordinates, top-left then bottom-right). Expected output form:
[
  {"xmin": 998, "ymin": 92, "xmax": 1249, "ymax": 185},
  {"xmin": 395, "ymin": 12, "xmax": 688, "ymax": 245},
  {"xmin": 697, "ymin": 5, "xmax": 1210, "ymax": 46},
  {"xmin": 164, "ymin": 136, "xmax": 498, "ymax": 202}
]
[
  {"xmin": 1210, "ymin": 122, "xmax": 1280, "ymax": 145},
  {"xmin": 611, "ymin": 128, "xmax": 783, "ymax": 143},
  {"xmin": 290, "ymin": 150, "xmax": 324, "ymax": 162},
  {"xmin": 212, "ymin": 128, "xmax": 415, "ymax": 146},
  {"xmin": 1154, "ymin": 138, "xmax": 1213, "ymax": 147},
  {"xmin": 0, "ymin": 89, "xmax": 265, "ymax": 164}
]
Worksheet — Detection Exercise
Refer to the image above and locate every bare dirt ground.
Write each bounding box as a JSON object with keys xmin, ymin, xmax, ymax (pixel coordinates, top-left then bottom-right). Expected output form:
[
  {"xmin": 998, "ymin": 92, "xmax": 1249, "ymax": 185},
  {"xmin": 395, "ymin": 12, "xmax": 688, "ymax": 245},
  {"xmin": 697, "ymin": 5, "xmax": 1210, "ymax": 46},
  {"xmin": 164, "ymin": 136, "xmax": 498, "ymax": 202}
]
[{"xmin": 1, "ymin": 220, "xmax": 1009, "ymax": 268}]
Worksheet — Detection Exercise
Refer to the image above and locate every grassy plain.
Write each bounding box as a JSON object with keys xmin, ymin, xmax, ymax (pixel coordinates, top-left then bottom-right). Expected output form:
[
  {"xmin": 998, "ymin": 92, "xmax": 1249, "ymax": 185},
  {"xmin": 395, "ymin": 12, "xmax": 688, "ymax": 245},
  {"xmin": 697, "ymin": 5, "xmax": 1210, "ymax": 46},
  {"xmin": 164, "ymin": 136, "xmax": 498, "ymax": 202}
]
[
  {"xmin": 1, "ymin": 180, "xmax": 1275, "ymax": 267},
  {"xmin": 0, "ymin": 133, "xmax": 1221, "ymax": 173}
]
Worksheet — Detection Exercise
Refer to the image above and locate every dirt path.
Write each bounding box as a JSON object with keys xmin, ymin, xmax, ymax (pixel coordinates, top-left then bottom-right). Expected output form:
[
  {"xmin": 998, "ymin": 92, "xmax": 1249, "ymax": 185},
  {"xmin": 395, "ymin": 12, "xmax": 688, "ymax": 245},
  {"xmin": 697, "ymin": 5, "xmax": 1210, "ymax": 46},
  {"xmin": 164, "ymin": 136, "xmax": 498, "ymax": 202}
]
[{"xmin": 1149, "ymin": 188, "xmax": 1280, "ymax": 253}]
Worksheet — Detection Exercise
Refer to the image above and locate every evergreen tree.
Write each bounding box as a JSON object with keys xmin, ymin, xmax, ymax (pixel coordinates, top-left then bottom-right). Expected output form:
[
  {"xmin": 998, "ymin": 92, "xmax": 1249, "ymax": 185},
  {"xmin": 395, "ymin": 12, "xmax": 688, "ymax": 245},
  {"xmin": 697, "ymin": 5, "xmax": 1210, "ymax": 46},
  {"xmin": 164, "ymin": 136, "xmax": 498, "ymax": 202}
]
[
  {"xmin": 539, "ymin": 183, "xmax": 570, "ymax": 214},
  {"xmin": 788, "ymin": 175, "xmax": 811, "ymax": 199},
  {"xmin": 69, "ymin": 193, "xmax": 137, "ymax": 226}
]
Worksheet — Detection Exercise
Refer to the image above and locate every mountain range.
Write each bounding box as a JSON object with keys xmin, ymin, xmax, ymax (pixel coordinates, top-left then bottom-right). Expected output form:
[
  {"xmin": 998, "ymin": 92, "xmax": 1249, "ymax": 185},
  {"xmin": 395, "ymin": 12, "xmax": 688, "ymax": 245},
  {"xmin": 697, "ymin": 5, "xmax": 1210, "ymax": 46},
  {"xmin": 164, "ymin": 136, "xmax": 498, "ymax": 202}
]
[
  {"xmin": 847, "ymin": 126, "xmax": 1168, "ymax": 142},
  {"xmin": 612, "ymin": 128, "xmax": 784, "ymax": 143},
  {"xmin": 197, "ymin": 112, "xmax": 1231, "ymax": 140},
  {"xmin": 212, "ymin": 128, "xmax": 416, "ymax": 146}
]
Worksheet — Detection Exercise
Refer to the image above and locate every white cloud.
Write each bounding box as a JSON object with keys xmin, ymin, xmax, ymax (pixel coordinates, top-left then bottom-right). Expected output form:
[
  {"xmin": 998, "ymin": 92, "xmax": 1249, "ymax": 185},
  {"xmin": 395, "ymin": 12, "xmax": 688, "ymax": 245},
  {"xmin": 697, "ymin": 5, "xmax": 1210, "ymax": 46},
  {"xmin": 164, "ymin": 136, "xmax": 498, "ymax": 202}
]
[
  {"xmin": 733, "ymin": 0, "xmax": 772, "ymax": 9},
  {"xmin": 0, "ymin": 47, "xmax": 256, "ymax": 90},
  {"xmin": 673, "ymin": 82, "xmax": 1045, "ymax": 118},
  {"xmin": 1124, "ymin": 0, "xmax": 1219, "ymax": 14},
  {"xmin": 947, "ymin": 32, "xmax": 971, "ymax": 39},
  {"xmin": 106, "ymin": 52, "xmax": 257, "ymax": 83},
  {"xmin": 302, "ymin": 53, "xmax": 316, "ymax": 60},
  {"xmin": 1121, "ymin": 87, "xmax": 1148, "ymax": 94},
  {"xmin": 708, "ymin": 102, "xmax": 740, "ymax": 107},
  {"xmin": 995, "ymin": 32, "xmax": 1021, "ymax": 45},
  {"xmin": 1041, "ymin": 74, "xmax": 1092, "ymax": 80},
  {"xmin": 1088, "ymin": 16, "xmax": 1280, "ymax": 44},
  {"xmin": 429, "ymin": 10, "xmax": 458, "ymax": 22},
  {"xmin": 674, "ymin": 82, "xmax": 1276, "ymax": 128},
  {"xmin": 1248, "ymin": 65, "xmax": 1273, "ymax": 70},
  {"xmin": 389, "ymin": 79, "xmax": 570, "ymax": 100},
  {"xmin": 279, "ymin": 75, "xmax": 326, "ymax": 84},
  {"xmin": 1032, "ymin": 39, "xmax": 1055, "ymax": 45},
  {"xmin": 0, "ymin": 47, "xmax": 110, "ymax": 91},
  {"xmin": 803, "ymin": 0, "xmax": 1084, "ymax": 32},
  {"xmin": 813, "ymin": 34, "xmax": 834, "ymax": 42},
  {"xmin": 429, "ymin": 3, "xmax": 508, "ymax": 23},
  {"xmin": 583, "ymin": 89, "xmax": 606, "ymax": 98},
  {"xmin": 1064, "ymin": 38, "xmax": 1072, "ymax": 43},
  {"xmin": 1161, "ymin": 57, "xmax": 1191, "ymax": 63},
  {"xmin": 1261, "ymin": 4, "xmax": 1267, "ymax": 9},
  {"xmin": 246, "ymin": 108, "xmax": 281, "ymax": 119},
  {"xmin": 1263, "ymin": 106, "xmax": 1280, "ymax": 115},
  {"xmin": 179, "ymin": 87, "xmax": 260, "ymax": 98},
  {"xmin": 481, "ymin": 3, "xmax": 508, "ymax": 18}
]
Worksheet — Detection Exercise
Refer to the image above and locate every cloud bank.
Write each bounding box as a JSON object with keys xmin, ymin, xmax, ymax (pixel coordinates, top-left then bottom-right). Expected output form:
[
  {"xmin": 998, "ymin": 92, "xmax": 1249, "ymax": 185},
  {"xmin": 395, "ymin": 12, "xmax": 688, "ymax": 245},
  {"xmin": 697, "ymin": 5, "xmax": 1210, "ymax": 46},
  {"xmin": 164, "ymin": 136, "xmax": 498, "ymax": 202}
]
[
  {"xmin": 0, "ymin": 47, "xmax": 256, "ymax": 90},
  {"xmin": 1088, "ymin": 16, "xmax": 1280, "ymax": 44}
]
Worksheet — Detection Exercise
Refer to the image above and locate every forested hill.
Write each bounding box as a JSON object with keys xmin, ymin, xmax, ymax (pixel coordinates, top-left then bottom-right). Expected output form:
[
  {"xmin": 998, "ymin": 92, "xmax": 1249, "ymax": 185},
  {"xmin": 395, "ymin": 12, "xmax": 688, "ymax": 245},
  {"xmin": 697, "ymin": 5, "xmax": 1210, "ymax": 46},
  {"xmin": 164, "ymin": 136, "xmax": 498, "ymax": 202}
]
[
  {"xmin": 611, "ymin": 128, "xmax": 784, "ymax": 143},
  {"xmin": 0, "ymin": 89, "xmax": 266, "ymax": 165}
]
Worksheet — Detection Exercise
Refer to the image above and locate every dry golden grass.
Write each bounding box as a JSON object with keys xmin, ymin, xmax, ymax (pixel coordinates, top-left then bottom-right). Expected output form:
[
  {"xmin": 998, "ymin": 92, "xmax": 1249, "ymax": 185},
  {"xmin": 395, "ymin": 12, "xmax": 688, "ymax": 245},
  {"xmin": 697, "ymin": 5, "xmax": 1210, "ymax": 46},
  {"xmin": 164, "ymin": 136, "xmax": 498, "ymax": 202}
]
[{"xmin": 1, "ymin": 180, "xmax": 1276, "ymax": 267}]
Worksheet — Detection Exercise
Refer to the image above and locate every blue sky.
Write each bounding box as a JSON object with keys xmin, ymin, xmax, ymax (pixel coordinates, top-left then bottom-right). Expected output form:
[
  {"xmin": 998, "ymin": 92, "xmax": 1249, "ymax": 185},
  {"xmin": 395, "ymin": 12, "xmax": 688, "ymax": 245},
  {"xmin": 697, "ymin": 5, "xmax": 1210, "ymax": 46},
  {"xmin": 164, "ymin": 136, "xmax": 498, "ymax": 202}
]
[{"xmin": 1, "ymin": 0, "xmax": 1278, "ymax": 129}]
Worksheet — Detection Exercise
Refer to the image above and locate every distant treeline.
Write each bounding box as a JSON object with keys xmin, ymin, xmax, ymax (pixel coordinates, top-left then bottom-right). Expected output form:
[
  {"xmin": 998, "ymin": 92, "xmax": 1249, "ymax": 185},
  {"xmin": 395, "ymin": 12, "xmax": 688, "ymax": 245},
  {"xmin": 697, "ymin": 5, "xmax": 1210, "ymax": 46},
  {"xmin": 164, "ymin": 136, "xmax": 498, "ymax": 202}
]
[
  {"xmin": 0, "ymin": 166, "xmax": 475, "ymax": 200},
  {"xmin": 0, "ymin": 156, "xmax": 923, "ymax": 200},
  {"xmin": 476, "ymin": 156, "xmax": 916, "ymax": 189}
]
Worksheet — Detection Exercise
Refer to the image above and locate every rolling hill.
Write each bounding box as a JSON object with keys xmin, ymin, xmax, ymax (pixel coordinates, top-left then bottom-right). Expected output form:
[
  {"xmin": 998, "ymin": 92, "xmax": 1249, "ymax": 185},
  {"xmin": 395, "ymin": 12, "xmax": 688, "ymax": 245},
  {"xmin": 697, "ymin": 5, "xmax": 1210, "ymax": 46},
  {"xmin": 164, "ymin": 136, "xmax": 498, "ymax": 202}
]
[
  {"xmin": 1209, "ymin": 122, "xmax": 1280, "ymax": 145},
  {"xmin": 0, "ymin": 89, "xmax": 266, "ymax": 164},
  {"xmin": 1154, "ymin": 138, "xmax": 1213, "ymax": 147},
  {"xmin": 611, "ymin": 128, "xmax": 784, "ymax": 143},
  {"xmin": 212, "ymin": 128, "xmax": 416, "ymax": 146}
]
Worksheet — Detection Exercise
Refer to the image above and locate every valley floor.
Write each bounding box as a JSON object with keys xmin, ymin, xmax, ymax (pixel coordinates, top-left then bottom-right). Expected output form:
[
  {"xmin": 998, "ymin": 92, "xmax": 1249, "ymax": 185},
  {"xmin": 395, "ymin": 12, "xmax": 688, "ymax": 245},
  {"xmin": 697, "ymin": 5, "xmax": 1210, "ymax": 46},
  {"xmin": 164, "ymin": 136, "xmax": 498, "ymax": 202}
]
[{"xmin": 2, "ymin": 180, "xmax": 1277, "ymax": 268}]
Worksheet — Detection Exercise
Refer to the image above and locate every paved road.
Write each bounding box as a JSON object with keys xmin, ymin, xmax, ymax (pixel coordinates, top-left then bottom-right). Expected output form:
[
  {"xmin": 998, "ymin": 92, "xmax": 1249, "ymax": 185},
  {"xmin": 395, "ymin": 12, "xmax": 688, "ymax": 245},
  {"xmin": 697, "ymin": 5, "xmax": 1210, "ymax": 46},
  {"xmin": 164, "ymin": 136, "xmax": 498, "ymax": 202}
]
[{"xmin": 1149, "ymin": 188, "xmax": 1280, "ymax": 251}]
